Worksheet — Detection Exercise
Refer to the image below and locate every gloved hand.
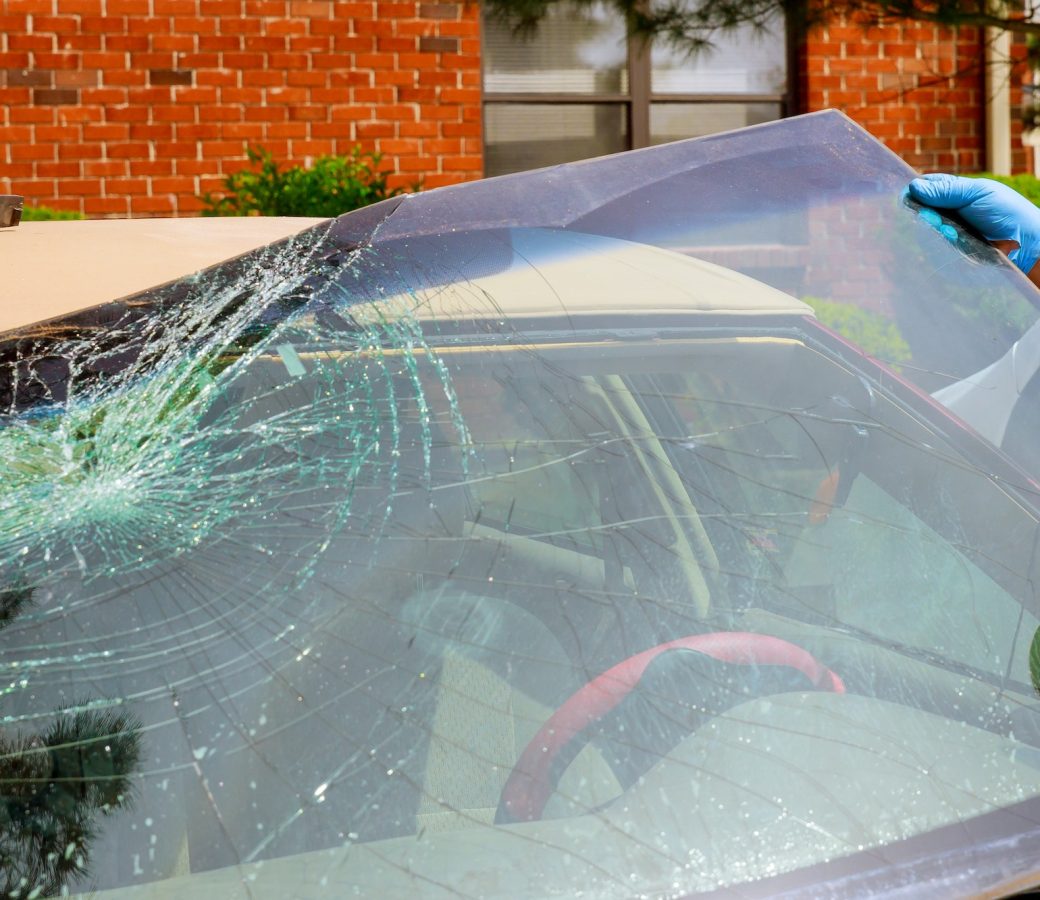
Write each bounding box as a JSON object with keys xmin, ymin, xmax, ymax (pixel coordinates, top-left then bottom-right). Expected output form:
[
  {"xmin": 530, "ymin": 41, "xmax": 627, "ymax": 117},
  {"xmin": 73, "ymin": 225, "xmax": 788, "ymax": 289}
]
[{"xmin": 907, "ymin": 173, "xmax": 1040, "ymax": 277}]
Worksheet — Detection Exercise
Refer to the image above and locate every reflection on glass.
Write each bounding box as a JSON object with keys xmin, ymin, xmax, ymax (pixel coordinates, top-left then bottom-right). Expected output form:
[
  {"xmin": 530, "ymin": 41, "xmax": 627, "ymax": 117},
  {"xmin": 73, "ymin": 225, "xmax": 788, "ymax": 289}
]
[
  {"xmin": 650, "ymin": 17, "xmax": 786, "ymax": 94},
  {"xmin": 0, "ymin": 584, "xmax": 142, "ymax": 898},
  {"xmin": 483, "ymin": 0, "xmax": 628, "ymax": 94},
  {"xmin": 484, "ymin": 102, "xmax": 627, "ymax": 175},
  {"xmin": 650, "ymin": 101, "xmax": 783, "ymax": 144}
]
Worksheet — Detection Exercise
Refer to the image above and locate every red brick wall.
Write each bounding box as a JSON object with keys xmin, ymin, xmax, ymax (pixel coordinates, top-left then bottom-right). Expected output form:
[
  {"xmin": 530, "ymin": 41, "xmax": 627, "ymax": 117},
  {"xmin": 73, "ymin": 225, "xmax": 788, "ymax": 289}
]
[
  {"xmin": 0, "ymin": 0, "xmax": 483, "ymax": 217},
  {"xmin": 803, "ymin": 14, "xmax": 987, "ymax": 172}
]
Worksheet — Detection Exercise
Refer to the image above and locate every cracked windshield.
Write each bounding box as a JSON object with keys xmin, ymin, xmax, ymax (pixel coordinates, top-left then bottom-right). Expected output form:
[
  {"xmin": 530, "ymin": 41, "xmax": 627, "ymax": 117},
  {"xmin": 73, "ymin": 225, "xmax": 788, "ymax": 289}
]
[{"xmin": 6, "ymin": 112, "xmax": 1040, "ymax": 897}]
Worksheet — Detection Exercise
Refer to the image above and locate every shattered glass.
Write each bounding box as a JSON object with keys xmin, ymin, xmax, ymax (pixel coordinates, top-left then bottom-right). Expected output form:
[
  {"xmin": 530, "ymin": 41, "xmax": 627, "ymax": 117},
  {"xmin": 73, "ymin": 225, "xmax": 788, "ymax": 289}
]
[{"xmin": 4, "ymin": 111, "xmax": 1040, "ymax": 898}]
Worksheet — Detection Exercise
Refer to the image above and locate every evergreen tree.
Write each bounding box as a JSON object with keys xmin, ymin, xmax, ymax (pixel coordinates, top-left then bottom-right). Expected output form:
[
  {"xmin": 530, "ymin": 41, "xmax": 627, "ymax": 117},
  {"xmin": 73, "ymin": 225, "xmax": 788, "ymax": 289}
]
[
  {"xmin": 0, "ymin": 586, "xmax": 142, "ymax": 897},
  {"xmin": 484, "ymin": 0, "xmax": 1040, "ymax": 54}
]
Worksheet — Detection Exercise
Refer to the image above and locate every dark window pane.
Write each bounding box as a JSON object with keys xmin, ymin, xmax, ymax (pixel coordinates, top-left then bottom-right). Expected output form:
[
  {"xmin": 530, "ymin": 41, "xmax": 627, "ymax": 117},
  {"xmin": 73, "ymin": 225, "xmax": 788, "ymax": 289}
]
[
  {"xmin": 483, "ymin": 1, "xmax": 628, "ymax": 95},
  {"xmin": 484, "ymin": 103, "xmax": 628, "ymax": 176},
  {"xmin": 650, "ymin": 101, "xmax": 783, "ymax": 144}
]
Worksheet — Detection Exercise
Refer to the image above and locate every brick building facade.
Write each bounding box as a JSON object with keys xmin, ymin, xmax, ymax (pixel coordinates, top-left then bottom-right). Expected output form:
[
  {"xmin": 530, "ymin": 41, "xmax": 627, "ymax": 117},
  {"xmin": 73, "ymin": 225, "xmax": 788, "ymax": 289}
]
[
  {"xmin": 0, "ymin": 0, "xmax": 483, "ymax": 216},
  {"xmin": 801, "ymin": 15, "xmax": 1027, "ymax": 174},
  {"xmin": 0, "ymin": 1, "xmax": 1030, "ymax": 217}
]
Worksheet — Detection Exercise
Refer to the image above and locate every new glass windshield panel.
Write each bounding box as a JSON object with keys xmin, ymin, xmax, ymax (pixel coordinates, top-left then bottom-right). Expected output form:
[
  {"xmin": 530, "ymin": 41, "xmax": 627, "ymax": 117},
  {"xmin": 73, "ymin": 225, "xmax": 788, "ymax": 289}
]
[{"xmin": 4, "ymin": 112, "xmax": 1040, "ymax": 898}]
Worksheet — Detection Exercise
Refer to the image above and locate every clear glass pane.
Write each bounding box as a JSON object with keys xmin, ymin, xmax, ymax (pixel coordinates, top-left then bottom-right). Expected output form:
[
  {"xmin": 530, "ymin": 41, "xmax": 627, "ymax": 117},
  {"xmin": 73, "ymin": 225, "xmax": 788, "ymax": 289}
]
[
  {"xmin": 651, "ymin": 18, "xmax": 786, "ymax": 94},
  {"xmin": 483, "ymin": 1, "xmax": 628, "ymax": 95},
  {"xmin": 650, "ymin": 101, "xmax": 782, "ymax": 144},
  {"xmin": 484, "ymin": 102, "xmax": 628, "ymax": 176}
]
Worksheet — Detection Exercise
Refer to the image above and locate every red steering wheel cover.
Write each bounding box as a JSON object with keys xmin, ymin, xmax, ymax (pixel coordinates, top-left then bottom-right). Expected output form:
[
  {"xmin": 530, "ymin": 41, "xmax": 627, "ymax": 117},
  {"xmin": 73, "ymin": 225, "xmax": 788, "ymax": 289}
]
[{"xmin": 498, "ymin": 631, "xmax": 845, "ymax": 823}]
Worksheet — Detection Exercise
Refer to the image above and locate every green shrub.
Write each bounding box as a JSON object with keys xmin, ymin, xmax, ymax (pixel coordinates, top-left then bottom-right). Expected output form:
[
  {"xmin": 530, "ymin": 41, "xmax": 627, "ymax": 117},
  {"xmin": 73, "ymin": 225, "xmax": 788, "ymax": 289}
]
[
  {"xmin": 970, "ymin": 172, "xmax": 1040, "ymax": 208},
  {"xmin": 201, "ymin": 145, "xmax": 412, "ymax": 217},
  {"xmin": 21, "ymin": 205, "xmax": 84, "ymax": 221},
  {"xmin": 803, "ymin": 296, "xmax": 912, "ymax": 367}
]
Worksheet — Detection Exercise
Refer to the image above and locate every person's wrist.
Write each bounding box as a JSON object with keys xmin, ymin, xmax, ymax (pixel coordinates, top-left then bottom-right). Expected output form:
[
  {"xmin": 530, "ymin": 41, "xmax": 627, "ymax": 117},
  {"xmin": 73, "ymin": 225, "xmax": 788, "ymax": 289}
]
[{"xmin": 1027, "ymin": 259, "xmax": 1040, "ymax": 290}]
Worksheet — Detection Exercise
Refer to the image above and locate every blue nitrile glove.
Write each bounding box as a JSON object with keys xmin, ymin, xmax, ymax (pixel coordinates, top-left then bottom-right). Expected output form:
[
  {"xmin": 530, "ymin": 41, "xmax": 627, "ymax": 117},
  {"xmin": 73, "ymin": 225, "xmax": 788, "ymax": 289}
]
[{"xmin": 908, "ymin": 173, "xmax": 1040, "ymax": 276}]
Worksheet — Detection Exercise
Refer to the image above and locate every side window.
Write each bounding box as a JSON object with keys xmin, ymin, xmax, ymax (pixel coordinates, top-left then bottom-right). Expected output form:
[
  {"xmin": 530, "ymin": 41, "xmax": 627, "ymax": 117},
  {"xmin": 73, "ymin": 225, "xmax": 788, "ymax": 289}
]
[
  {"xmin": 785, "ymin": 475, "xmax": 1038, "ymax": 676},
  {"xmin": 452, "ymin": 370, "xmax": 609, "ymax": 552},
  {"xmin": 641, "ymin": 348, "xmax": 1039, "ymax": 679},
  {"xmin": 450, "ymin": 365, "xmax": 715, "ymax": 621}
]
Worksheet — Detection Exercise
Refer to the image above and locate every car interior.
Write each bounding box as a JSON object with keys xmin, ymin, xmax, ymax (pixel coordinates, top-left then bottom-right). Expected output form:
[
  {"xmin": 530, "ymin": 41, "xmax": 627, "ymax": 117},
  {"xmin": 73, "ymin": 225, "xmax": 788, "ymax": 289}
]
[{"xmin": 71, "ymin": 319, "xmax": 1040, "ymax": 897}]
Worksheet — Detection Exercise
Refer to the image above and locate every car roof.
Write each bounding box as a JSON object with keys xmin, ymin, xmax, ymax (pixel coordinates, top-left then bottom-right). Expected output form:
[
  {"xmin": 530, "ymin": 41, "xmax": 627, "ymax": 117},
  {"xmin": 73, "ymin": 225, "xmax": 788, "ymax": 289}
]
[
  {"xmin": 348, "ymin": 227, "xmax": 814, "ymax": 324},
  {"xmin": 2, "ymin": 216, "xmax": 324, "ymax": 334}
]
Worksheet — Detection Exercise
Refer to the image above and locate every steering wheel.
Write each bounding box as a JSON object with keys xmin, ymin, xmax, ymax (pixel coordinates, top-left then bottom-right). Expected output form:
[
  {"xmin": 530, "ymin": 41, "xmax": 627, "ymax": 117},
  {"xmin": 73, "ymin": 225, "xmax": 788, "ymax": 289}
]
[{"xmin": 496, "ymin": 631, "xmax": 845, "ymax": 824}]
